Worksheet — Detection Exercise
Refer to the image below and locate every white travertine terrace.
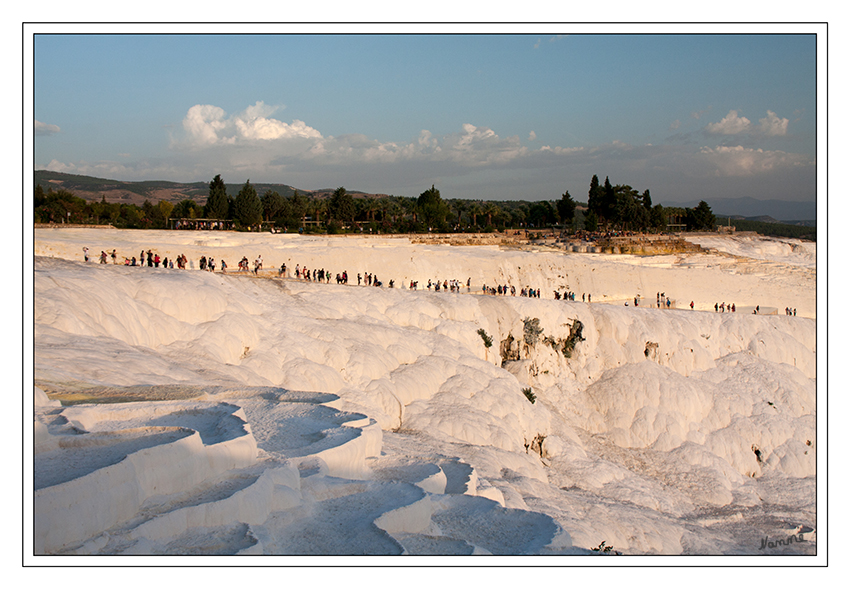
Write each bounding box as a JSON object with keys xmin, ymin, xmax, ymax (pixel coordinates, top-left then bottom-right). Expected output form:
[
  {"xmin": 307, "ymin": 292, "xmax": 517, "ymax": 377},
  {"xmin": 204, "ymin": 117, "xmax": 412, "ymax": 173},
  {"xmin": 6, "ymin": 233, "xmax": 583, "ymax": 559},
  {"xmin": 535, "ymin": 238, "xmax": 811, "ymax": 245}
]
[{"xmin": 31, "ymin": 229, "xmax": 817, "ymax": 556}]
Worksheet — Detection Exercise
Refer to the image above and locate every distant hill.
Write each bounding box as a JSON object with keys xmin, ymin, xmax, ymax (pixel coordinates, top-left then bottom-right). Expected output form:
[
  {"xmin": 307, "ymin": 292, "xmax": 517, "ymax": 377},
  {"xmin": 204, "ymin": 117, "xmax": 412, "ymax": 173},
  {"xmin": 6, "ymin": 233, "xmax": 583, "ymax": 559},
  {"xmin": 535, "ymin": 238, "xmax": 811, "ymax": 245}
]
[
  {"xmin": 663, "ymin": 196, "xmax": 815, "ymax": 224},
  {"xmin": 34, "ymin": 170, "xmax": 211, "ymax": 206},
  {"xmin": 33, "ymin": 170, "xmax": 392, "ymax": 206},
  {"xmin": 33, "ymin": 171, "xmax": 321, "ymax": 207},
  {"xmin": 715, "ymin": 215, "xmax": 816, "ymax": 241}
]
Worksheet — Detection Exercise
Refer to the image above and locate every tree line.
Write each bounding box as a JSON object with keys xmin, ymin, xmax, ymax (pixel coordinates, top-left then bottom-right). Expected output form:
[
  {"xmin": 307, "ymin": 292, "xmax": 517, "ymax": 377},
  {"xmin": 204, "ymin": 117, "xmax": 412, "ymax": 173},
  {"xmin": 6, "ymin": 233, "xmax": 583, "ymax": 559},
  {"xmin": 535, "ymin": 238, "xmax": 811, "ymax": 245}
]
[
  {"xmin": 34, "ymin": 173, "xmax": 721, "ymax": 233},
  {"xmin": 583, "ymin": 174, "xmax": 716, "ymax": 232}
]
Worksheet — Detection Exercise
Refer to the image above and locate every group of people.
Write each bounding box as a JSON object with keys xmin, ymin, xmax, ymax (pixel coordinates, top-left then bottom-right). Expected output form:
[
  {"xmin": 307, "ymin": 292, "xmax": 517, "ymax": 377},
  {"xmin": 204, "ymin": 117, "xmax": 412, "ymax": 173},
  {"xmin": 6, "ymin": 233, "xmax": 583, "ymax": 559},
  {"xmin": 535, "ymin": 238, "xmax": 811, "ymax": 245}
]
[
  {"xmin": 286, "ymin": 264, "xmax": 337, "ymax": 283},
  {"xmin": 624, "ymin": 292, "xmax": 672, "ymax": 308},
  {"xmin": 554, "ymin": 291, "xmax": 582, "ymax": 301},
  {"xmin": 198, "ymin": 256, "xmax": 226, "ymax": 272},
  {"xmin": 83, "ymin": 247, "xmax": 195, "ymax": 270},
  {"xmin": 482, "ymin": 284, "xmax": 542, "ymax": 298},
  {"xmin": 80, "ymin": 247, "xmax": 801, "ymax": 319},
  {"xmin": 235, "ymin": 256, "xmax": 262, "ymax": 274},
  {"xmin": 423, "ymin": 278, "xmax": 468, "ymax": 293}
]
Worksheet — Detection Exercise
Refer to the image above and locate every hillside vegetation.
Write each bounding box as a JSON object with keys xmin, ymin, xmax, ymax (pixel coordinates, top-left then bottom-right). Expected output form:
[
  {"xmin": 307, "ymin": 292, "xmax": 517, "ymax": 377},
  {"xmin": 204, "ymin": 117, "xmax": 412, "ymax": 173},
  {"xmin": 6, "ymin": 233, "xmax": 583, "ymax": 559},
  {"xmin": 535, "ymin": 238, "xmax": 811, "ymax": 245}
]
[{"xmin": 33, "ymin": 171, "xmax": 815, "ymax": 241}]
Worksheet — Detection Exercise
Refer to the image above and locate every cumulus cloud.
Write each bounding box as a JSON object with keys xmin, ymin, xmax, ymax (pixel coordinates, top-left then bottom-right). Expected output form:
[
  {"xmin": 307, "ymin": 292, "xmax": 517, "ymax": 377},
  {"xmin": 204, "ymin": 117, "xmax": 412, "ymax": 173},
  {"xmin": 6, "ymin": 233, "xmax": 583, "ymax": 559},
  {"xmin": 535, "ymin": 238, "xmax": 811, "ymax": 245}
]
[
  {"xmin": 35, "ymin": 120, "xmax": 60, "ymax": 136},
  {"xmin": 174, "ymin": 103, "xmax": 537, "ymax": 172},
  {"xmin": 758, "ymin": 110, "xmax": 789, "ymax": 136},
  {"xmin": 46, "ymin": 100, "xmax": 801, "ymax": 199},
  {"xmin": 182, "ymin": 104, "xmax": 230, "ymax": 146},
  {"xmin": 441, "ymin": 123, "xmax": 528, "ymax": 166},
  {"xmin": 705, "ymin": 110, "xmax": 752, "ymax": 135},
  {"xmin": 704, "ymin": 109, "xmax": 790, "ymax": 138},
  {"xmin": 179, "ymin": 101, "xmax": 322, "ymax": 147}
]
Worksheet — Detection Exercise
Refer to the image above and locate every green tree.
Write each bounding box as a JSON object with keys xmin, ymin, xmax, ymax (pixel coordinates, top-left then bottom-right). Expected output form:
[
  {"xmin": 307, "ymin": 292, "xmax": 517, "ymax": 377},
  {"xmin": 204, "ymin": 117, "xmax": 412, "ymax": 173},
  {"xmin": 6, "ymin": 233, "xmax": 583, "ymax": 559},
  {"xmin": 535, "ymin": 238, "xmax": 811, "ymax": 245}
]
[
  {"xmin": 557, "ymin": 190, "xmax": 576, "ymax": 229},
  {"xmin": 687, "ymin": 200, "xmax": 716, "ymax": 231},
  {"xmin": 601, "ymin": 176, "xmax": 617, "ymax": 228},
  {"xmin": 379, "ymin": 196, "xmax": 400, "ymax": 232},
  {"xmin": 205, "ymin": 174, "xmax": 229, "ymax": 219},
  {"xmin": 261, "ymin": 190, "xmax": 285, "ymax": 222},
  {"xmin": 650, "ymin": 204, "xmax": 667, "ymax": 231},
  {"xmin": 417, "ymin": 185, "xmax": 449, "ymax": 229},
  {"xmin": 588, "ymin": 175, "xmax": 603, "ymax": 221},
  {"xmin": 285, "ymin": 190, "xmax": 308, "ymax": 229},
  {"xmin": 642, "ymin": 189, "xmax": 652, "ymax": 211},
  {"xmin": 361, "ymin": 196, "xmax": 378, "ymax": 223},
  {"xmin": 482, "ymin": 202, "xmax": 501, "ymax": 230},
  {"xmin": 158, "ymin": 200, "xmax": 174, "ymax": 223},
  {"xmin": 468, "ymin": 202, "xmax": 482, "ymax": 228},
  {"xmin": 142, "ymin": 199, "xmax": 166, "ymax": 228},
  {"xmin": 510, "ymin": 204, "xmax": 527, "ymax": 229},
  {"xmin": 584, "ymin": 209, "xmax": 599, "ymax": 231},
  {"xmin": 34, "ymin": 184, "xmax": 46, "ymax": 208},
  {"xmin": 613, "ymin": 184, "xmax": 639, "ymax": 229},
  {"xmin": 310, "ymin": 199, "xmax": 328, "ymax": 232},
  {"xmin": 328, "ymin": 186, "xmax": 355, "ymax": 226},
  {"xmin": 528, "ymin": 201, "xmax": 557, "ymax": 227},
  {"xmin": 233, "ymin": 179, "xmax": 263, "ymax": 227},
  {"xmin": 173, "ymin": 199, "xmax": 201, "ymax": 219},
  {"xmin": 119, "ymin": 203, "xmax": 143, "ymax": 228},
  {"xmin": 450, "ymin": 199, "xmax": 467, "ymax": 228}
]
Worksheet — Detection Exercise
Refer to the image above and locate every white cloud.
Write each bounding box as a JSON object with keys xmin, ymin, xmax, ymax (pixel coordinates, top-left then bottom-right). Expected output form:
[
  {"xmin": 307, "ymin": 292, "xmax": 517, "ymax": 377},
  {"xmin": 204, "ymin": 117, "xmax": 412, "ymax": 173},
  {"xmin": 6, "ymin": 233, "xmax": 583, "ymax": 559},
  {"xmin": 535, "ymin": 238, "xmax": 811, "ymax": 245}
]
[
  {"xmin": 441, "ymin": 124, "xmax": 527, "ymax": 166},
  {"xmin": 758, "ymin": 110, "xmax": 789, "ymax": 136},
  {"xmin": 705, "ymin": 109, "xmax": 790, "ymax": 138},
  {"xmin": 669, "ymin": 119, "xmax": 681, "ymax": 130},
  {"xmin": 704, "ymin": 110, "xmax": 752, "ymax": 135},
  {"xmin": 182, "ymin": 104, "xmax": 230, "ymax": 146},
  {"xmin": 179, "ymin": 101, "xmax": 322, "ymax": 147},
  {"xmin": 538, "ymin": 145, "xmax": 584, "ymax": 155},
  {"xmin": 35, "ymin": 120, "xmax": 60, "ymax": 136},
  {"xmin": 233, "ymin": 102, "xmax": 321, "ymax": 141},
  {"xmin": 47, "ymin": 100, "xmax": 807, "ymax": 199},
  {"xmin": 699, "ymin": 145, "xmax": 810, "ymax": 176}
]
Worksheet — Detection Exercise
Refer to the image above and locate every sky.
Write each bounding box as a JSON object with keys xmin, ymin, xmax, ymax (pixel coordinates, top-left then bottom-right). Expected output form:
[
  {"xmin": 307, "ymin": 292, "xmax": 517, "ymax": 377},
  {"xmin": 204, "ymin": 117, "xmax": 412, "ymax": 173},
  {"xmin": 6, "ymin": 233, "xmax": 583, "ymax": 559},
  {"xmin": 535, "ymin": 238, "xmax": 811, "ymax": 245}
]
[{"xmin": 31, "ymin": 27, "xmax": 820, "ymax": 207}]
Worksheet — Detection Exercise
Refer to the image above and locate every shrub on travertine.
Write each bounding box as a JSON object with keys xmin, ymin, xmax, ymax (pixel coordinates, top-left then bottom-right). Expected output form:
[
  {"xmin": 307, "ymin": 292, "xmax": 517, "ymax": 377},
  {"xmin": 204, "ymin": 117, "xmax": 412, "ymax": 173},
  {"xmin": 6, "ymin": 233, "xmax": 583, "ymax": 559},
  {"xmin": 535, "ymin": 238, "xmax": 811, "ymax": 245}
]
[
  {"xmin": 523, "ymin": 317, "xmax": 543, "ymax": 347},
  {"xmin": 477, "ymin": 328, "xmax": 493, "ymax": 348},
  {"xmin": 591, "ymin": 540, "xmax": 621, "ymax": 555},
  {"xmin": 561, "ymin": 319, "xmax": 585, "ymax": 358}
]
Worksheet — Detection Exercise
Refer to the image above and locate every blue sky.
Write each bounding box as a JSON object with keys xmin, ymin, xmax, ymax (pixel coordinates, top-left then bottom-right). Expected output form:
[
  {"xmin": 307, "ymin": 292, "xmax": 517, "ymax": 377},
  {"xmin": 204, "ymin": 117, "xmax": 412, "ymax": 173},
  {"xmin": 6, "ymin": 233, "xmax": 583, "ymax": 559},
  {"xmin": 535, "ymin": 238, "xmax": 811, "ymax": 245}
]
[{"xmin": 33, "ymin": 29, "xmax": 819, "ymax": 207}]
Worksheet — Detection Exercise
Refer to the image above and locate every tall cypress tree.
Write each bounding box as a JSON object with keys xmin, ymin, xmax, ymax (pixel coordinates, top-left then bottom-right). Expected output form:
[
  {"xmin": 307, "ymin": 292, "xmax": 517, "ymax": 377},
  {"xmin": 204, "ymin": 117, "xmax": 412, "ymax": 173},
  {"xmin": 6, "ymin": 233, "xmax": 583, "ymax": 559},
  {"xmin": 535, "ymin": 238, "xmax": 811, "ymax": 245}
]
[
  {"xmin": 557, "ymin": 190, "xmax": 576, "ymax": 228},
  {"xmin": 588, "ymin": 174, "xmax": 601, "ymax": 219},
  {"xmin": 234, "ymin": 179, "xmax": 262, "ymax": 227},
  {"xmin": 642, "ymin": 189, "xmax": 652, "ymax": 211},
  {"xmin": 601, "ymin": 176, "xmax": 617, "ymax": 227},
  {"xmin": 205, "ymin": 174, "xmax": 229, "ymax": 219}
]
